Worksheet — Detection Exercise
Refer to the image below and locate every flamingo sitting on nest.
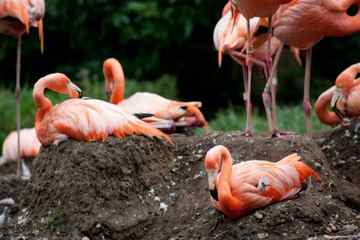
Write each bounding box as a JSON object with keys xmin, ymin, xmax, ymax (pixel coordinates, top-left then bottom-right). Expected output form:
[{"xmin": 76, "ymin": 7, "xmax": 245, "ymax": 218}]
[
  {"xmin": 204, "ymin": 145, "xmax": 320, "ymax": 219},
  {"xmin": 33, "ymin": 73, "xmax": 171, "ymax": 146},
  {"xmin": 103, "ymin": 58, "xmax": 208, "ymax": 133},
  {"xmin": 315, "ymin": 63, "xmax": 360, "ymax": 126}
]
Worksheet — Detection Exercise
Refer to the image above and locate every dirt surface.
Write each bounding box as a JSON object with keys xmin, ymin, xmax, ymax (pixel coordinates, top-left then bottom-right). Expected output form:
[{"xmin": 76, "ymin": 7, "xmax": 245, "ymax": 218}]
[
  {"xmin": 0, "ymin": 129, "xmax": 360, "ymax": 240},
  {"xmin": 0, "ymin": 158, "xmax": 34, "ymax": 176}
]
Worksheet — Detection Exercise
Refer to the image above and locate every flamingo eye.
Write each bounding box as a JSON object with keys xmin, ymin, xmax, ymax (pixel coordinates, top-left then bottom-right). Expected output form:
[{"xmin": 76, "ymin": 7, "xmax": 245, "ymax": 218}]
[{"xmin": 347, "ymin": 4, "xmax": 359, "ymax": 16}]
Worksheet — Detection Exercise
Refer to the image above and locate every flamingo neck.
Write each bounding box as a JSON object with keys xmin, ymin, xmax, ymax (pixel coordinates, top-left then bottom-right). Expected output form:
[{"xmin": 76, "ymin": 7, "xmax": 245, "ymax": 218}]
[
  {"xmin": 315, "ymin": 87, "xmax": 341, "ymax": 126},
  {"xmin": 328, "ymin": 14, "xmax": 360, "ymax": 37},
  {"xmin": 104, "ymin": 61, "xmax": 125, "ymax": 104},
  {"xmin": 33, "ymin": 84, "xmax": 52, "ymax": 124},
  {"xmin": 217, "ymin": 148, "xmax": 244, "ymax": 217}
]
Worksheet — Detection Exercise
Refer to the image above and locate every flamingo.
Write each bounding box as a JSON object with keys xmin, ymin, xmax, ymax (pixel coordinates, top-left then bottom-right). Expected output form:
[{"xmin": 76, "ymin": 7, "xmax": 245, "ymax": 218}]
[
  {"xmin": 0, "ymin": 0, "xmax": 45, "ymax": 177},
  {"xmin": 226, "ymin": 0, "xmax": 293, "ymax": 136},
  {"xmin": 214, "ymin": 8, "xmax": 301, "ymax": 136},
  {"xmin": 1, "ymin": 128, "xmax": 41, "ymax": 178},
  {"xmin": 33, "ymin": 73, "xmax": 171, "ymax": 146},
  {"xmin": 273, "ymin": 0, "xmax": 360, "ymax": 135},
  {"xmin": 103, "ymin": 58, "xmax": 208, "ymax": 133},
  {"xmin": 204, "ymin": 145, "xmax": 320, "ymax": 219},
  {"xmin": 0, "ymin": 198, "xmax": 15, "ymax": 227},
  {"xmin": 316, "ymin": 63, "xmax": 360, "ymax": 126}
]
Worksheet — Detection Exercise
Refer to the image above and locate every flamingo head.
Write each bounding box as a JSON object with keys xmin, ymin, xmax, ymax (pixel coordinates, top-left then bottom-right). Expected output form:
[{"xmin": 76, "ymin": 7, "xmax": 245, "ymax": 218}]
[
  {"xmin": 204, "ymin": 146, "xmax": 225, "ymax": 201},
  {"xmin": 331, "ymin": 72, "xmax": 354, "ymax": 107},
  {"xmin": 38, "ymin": 73, "xmax": 82, "ymax": 98}
]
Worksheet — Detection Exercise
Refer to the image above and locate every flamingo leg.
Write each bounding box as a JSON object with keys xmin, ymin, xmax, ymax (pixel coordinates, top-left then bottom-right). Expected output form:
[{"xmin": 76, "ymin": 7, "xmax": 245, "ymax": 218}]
[
  {"xmin": 15, "ymin": 36, "xmax": 22, "ymax": 178},
  {"xmin": 304, "ymin": 48, "xmax": 313, "ymax": 136},
  {"xmin": 244, "ymin": 19, "xmax": 253, "ymax": 136}
]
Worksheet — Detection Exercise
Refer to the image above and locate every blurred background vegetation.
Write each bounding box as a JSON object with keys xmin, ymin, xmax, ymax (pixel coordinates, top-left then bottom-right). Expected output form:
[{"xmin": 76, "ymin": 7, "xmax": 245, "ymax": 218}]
[{"xmin": 2, "ymin": 0, "xmax": 359, "ymax": 143}]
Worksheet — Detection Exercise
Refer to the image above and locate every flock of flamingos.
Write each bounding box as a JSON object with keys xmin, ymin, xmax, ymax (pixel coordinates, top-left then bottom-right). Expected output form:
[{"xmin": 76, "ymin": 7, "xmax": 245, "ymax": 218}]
[{"xmin": 0, "ymin": 0, "xmax": 359, "ymax": 223}]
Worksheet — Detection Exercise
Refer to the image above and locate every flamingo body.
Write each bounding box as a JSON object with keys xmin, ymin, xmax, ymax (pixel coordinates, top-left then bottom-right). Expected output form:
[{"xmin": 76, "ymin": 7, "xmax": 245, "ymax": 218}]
[
  {"xmin": 1, "ymin": 128, "xmax": 41, "ymax": 164},
  {"xmin": 204, "ymin": 145, "xmax": 320, "ymax": 219},
  {"xmin": 34, "ymin": 73, "xmax": 171, "ymax": 146}
]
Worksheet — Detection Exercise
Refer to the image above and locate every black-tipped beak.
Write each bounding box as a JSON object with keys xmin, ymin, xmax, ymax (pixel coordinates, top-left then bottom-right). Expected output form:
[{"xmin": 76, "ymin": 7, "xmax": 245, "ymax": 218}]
[
  {"xmin": 78, "ymin": 89, "xmax": 83, "ymax": 98},
  {"xmin": 209, "ymin": 188, "xmax": 219, "ymax": 201}
]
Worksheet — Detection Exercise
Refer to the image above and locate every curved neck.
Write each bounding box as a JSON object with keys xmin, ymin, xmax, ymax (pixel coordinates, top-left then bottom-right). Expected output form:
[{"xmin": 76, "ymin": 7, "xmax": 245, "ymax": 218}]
[
  {"xmin": 315, "ymin": 87, "xmax": 341, "ymax": 126},
  {"xmin": 103, "ymin": 59, "xmax": 125, "ymax": 104},
  {"xmin": 33, "ymin": 82, "xmax": 52, "ymax": 125},
  {"xmin": 328, "ymin": 13, "xmax": 360, "ymax": 37},
  {"xmin": 217, "ymin": 148, "xmax": 244, "ymax": 215}
]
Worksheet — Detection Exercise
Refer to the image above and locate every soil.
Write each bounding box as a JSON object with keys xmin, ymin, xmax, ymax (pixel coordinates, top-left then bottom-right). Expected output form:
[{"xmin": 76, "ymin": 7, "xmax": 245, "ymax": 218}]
[{"xmin": 0, "ymin": 126, "xmax": 360, "ymax": 240}]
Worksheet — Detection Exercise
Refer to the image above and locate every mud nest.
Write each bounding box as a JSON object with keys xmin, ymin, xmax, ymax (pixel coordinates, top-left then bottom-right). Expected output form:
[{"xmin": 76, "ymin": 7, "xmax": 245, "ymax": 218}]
[{"xmin": 1, "ymin": 130, "xmax": 360, "ymax": 240}]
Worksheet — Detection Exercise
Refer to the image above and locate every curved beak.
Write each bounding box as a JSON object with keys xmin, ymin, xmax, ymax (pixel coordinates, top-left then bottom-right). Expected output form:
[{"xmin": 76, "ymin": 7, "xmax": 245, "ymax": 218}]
[
  {"xmin": 210, "ymin": 189, "xmax": 219, "ymax": 201},
  {"xmin": 331, "ymin": 87, "xmax": 342, "ymax": 108},
  {"xmin": 68, "ymin": 82, "xmax": 82, "ymax": 98},
  {"xmin": 207, "ymin": 171, "xmax": 218, "ymax": 200}
]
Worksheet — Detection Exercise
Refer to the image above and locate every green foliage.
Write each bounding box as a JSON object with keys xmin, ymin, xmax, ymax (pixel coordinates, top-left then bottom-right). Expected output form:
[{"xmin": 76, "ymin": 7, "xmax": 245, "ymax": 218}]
[{"xmin": 209, "ymin": 105, "xmax": 330, "ymax": 134}]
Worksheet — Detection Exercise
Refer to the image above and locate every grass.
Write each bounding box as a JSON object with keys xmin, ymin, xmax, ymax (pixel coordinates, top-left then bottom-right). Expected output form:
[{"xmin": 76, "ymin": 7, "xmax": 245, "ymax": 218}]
[
  {"xmin": 0, "ymin": 74, "xmax": 331, "ymax": 145},
  {"xmin": 208, "ymin": 105, "xmax": 330, "ymax": 134}
]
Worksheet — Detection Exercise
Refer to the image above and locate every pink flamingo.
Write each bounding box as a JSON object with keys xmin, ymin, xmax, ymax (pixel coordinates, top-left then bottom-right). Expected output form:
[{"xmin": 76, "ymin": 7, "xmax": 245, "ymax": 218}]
[
  {"xmin": 204, "ymin": 145, "xmax": 320, "ymax": 219},
  {"xmin": 273, "ymin": 0, "xmax": 360, "ymax": 135},
  {"xmin": 0, "ymin": 0, "xmax": 44, "ymax": 176},
  {"xmin": 316, "ymin": 63, "xmax": 360, "ymax": 126},
  {"xmin": 103, "ymin": 58, "xmax": 208, "ymax": 133},
  {"xmin": 214, "ymin": 7, "xmax": 301, "ymax": 136},
  {"xmin": 33, "ymin": 73, "xmax": 171, "ymax": 146}
]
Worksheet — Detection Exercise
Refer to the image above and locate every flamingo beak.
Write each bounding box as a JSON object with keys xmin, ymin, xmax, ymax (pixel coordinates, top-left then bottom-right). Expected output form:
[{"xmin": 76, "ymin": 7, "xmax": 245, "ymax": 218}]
[
  {"xmin": 210, "ymin": 189, "xmax": 219, "ymax": 201},
  {"xmin": 207, "ymin": 171, "xmax": 218, "ymax": 200},
  {"xmin": 68, "ymin": 82, "xmax": 82, "ymax": 98},
  {"xmin": 331, "ymin": 87, "xmax": 342, "ymax": 108}
]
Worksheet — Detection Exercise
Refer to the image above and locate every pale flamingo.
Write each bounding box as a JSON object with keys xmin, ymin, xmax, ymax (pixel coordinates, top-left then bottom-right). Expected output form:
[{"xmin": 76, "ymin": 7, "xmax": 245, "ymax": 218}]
[
  {"xmin": 33, "ymin": 73, "xmax": 171, "ymax": 146},
  {"xmin": 214, "ymin": 8, "xmax": 301, "ymax": 136},
  {"xmin": 0, "ymin": 0, "xmax": 44, "ymax": 176},
  {"xmin": 204, "ymin": 145, "xmax": 320, "ymax": 218},
  {"xmin": 316, "ymin": 63, "xmax": 360, "ymax": 126},
  {"xmin": 103, "ymin": 58, "xmax": 208, "ymax": 133},
  {"xmin": 0, "ymin": 128, "xmax": 39, "ymax": 179},
  {"xmin": 1, "ymin": 128, "xmax": 41, "ymax": 164},
  {"xmin": 273, "ymin": 0, "xmax": 360, "ymax": 135}
]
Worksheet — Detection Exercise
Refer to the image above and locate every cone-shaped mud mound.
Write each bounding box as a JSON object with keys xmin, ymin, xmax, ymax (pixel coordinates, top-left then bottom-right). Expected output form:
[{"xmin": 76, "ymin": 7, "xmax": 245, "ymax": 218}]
[{"xmin": 1, "ymin": 132, "xmax": 360, "ymax": 239}]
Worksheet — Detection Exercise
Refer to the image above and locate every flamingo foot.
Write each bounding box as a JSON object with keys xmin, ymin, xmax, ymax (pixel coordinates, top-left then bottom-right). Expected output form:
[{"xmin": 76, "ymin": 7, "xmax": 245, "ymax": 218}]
[
  {"xmin": 270, "ymin": 129, "xmax": 296, "ymax": 139},
  {"xmin": 240, "ymin": 128, "xmax": 253, "ymax": 137}
]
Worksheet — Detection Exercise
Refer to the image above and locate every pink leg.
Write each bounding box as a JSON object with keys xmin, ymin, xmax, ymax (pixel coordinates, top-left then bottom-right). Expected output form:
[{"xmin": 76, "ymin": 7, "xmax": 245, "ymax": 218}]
[
  {"xmin": 304, "ymin": 48, "xmax": 313, "ymax": 136},
  {"xmin": 15, "ymin": 37, "xmax": 22, "ymax": 178},
  {"xmin": 243, "ymin": 19, "xmax": 253, "ymax": 136}
]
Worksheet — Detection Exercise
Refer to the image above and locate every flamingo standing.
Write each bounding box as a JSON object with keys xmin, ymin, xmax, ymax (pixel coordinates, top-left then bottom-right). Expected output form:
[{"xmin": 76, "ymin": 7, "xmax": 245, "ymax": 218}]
[
  {"xmin": 227, "ymin": 0, "xmax": 292, "ymax": 136},
  {"xmin": 204, "ymin": 145, "xmax": 320, "ymax": 218},
  {"xmin": 273, "ymin": 0, "xmax": 360, "ymax": 135},
  {"xmin": 0, "ymin": 0, "xmax": 45, "ymax": 176},
  {"xmin": 103, "ymin": 58, "xmax": 208, "ymax": 133},
  {"xmin": 214, "ymin": 8, "xmax": 301, "ymax": 136},
  {"xmin": 33, "ymin": 73, "xmax": 171, "ymax": 146},
  {"xmin": 316, "ymin": 63, "xmax": 360, "ymax": 126}
]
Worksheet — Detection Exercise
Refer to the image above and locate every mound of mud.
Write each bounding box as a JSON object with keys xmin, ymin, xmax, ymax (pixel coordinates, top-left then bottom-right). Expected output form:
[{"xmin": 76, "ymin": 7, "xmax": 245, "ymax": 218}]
[
  {"xmin": 317, "ymin": 120, "xmax": 360, "ymax": 211},
  {"xmin": 2, "ymin": 132, "xmax": 360, "ymax": 239}
]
